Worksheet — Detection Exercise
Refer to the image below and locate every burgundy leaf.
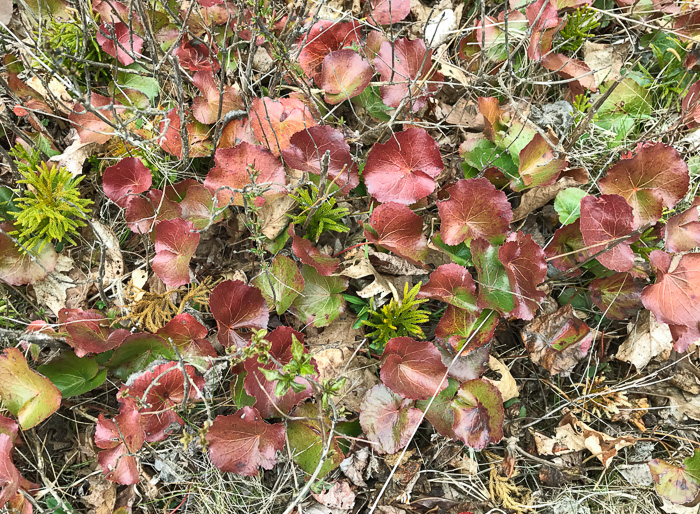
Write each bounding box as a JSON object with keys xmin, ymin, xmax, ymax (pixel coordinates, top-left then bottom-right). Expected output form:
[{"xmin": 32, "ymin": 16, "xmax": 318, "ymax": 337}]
[
  {"xmin": 370, "ymin": 0, "xmax": 410, "ymax": 24},
  {"xmin": 298, "ymin": 20, "xmax": 362, "ymax": 83},
  {"xmin": 69, "ymin": 92, "xmax": 124, "ymax": 144},
  {"xmin": 580, "ymin": 194, "xmax": 636, "ymax": 272},
  {"xmin": 249, "ymin": 97, "xmax": 317, "ymax": 156},
  {"xmin": 499, "ymin": 232, "xmax": 547, "ymax": 320},
  {"xmin": 152, "ymin": 218, "xmax": 200, "ymax": 289},
  {"xmin": 206, "ymin": 406, "xmax": 286, "ymax": 475},
  {"xmin": 544, "ymin": 219, "xmax": 587, "ymax": 276},
  {"xmin": 380, "ymin": 337, "xmax": 448, "ymax": 400},
  {"xmin": 102, "ymin": 157, "xmax": 152, "ymax": 208},
  {"xmin": 526, "ymin": 0, "xmax": 562, "ymax": 61},
  {"xmin": 290, "ymin": 226, "xmax": 340, "ymax": 276},
  {"xmin": 590, "ymin": 273, "xmax": 645, "ymax": 320},
  {"xmin": 95, "ymin": 399, "xmax": 145, "ymax": 485},
  {"xmin": 665, "ymin": 199, "xmax": 700, "ymax": 253},
  {"xmin": 320, "ymin": 49, "xmax": 373, "ymax": 104},
  {"xmin": 96, "ymin": 22, "xmax": 143, "ymax": 66},
  {"xmin": 364, "ymin": 128, "xmax": 443, "ymax": 205},
  {"xmin": 359, "ymin": 384, "xmax": 422, "ymax": 454},
  {"xmin": 192, "ymin": 71, "xmax": 244, "ymax": 125},
  {"xmin": 60, "ymin": 308, "xmax": 125, "ymax": 357},
  {"xmin": 437, "ymin": 178, "xmax": 513, "ymax": 246},
  {"xmin": 210, "ymin": 280, "xmax": 269, "ymax": 348},
  {"xmin": 281, "ymin": 125, "xmax": 359, "ymax": 194},
  {"xmin": 417, "ymin": 263, "xmax": 478, "ymax": 311},
  {"xmin": 364, "ymin": 202, "xmax": 428, "ymax": 266},
  {"xmin": 157, "ymin": 313, "xmax": 216, "ymax": 358},
  {"xmin": 451, "ymin": 379, "xmax": 504, "ymax": 450},
  {"xmin": 173, "ymin": 36, "xmax": 219, "ymax": 72}
]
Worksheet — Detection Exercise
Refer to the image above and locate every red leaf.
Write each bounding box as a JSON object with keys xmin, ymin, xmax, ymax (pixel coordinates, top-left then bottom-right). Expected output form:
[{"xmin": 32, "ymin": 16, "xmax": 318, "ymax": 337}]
[
  {"xmin": 0, "ymin": 223, "xmax": 57, "ymax": 286},
  {"xmin": 665, "ymin": 199, "xmax": 700, "ymax": 252},
  {"xmin": 370, "ymin": 0, "xmax": 410, "ymax": 24},
  {"xmin": 682, "ymin": 80, "xmax": 700, "ymax": 128},
  {"xmin": 289, "ymin": 226, "xmax": 340, "ymax": 276},
  {"xmin": 298, "ymin": 20, "xmax": 362, "ymax": 83},
  {"xmin": 96, "ymin": 22, "xmax": 143, "ymax": 66},
  {"xmin": 544, "ymin": 219, "xmax": 586, "ymax": 276},
  {"xmin": 540, "ymin": 53, "xmax": 597, "ymax": 93},
  {"xmin": 178, "ymin": 183, "xmax": 223, "ymax": 230},
  {"xmin": 219, "ymin": 117, "xmax": 257, "ymax": 148},
  {"xmin": 152, "ymin": 218, "xmax": 200, "ymax": 289},
  {"xmin": 192, "ymin": 71, "xmax": 244, "ymax": 125},
  {"xmin": 243, "ymin": 326, "xmax": 314, "ymax": 418},
  {"xmin": 451, "ymin": 379, "xmax": 504, "ymax": 450},
  {"xmin": 119, "ymin": 362, "xmax": 203, "ymax": 442},
  {"xmin": 417, "ymin": 263, "xmax": 478, "ymax": 310},
  {"xmin": 380, "ymin": 338, "xmax": 448, "ymax": 400},
  {"xmin": 516, "ymin": 133, "xmax": 568, "ymax": 190},
  {"xmin": 499, "ymin": 232, "xmax": 547, "ymax": 320},
  {"xmin": 281, "ymin": 125, "xmax": 359, "ymax": 194},
  {"xmin": 206, "ymin": 406, "xmax": 285, "ymax": 475},
  {"xmin": 249, "ymin": 97, "xmax": 317, "ymax": 156},
  {"xmin": 125, "ymin": 189, "xmax": 182, "ymax": 234},
  {"xmin": 210, "ymin": 280, "xmax": 269, "ymax": 348},
  {"xmin": 95, "ymin": 399, "xmax": 145, "ymax": 485},
  {"xmin": 157, "ymin": 108, "xmax": 213, "ymax": 159},
  {"xmin": 590, "ymin": 273, "xmax": 645, "ymax": 320},
  {"xmin": 364, "ymin": 202, "xmax": 428, "ymax": 266},
  {"xmin": 320, "ymin": 49, "xmax": 373, "ymax": 104},
  {"xmin": 599, "ymin": 143, "xmax": 689, "ymax": 226},
  {"xmin": 0, "ymin": 434, "xmax": 20, "ymax": 508},
  {"xmin": 102, "ymin": 157, "xmax": 152, "ymax": 208},
  {"xmin": 526, "ymin": 0, "xmax": 562, "ymax": 61},
  {"xmin": 435, "ymin": 306, "xmax": 499, "ymax": 353},
  {"xmin": 437, "ymin": 178, "xmax": 513, "ymax": 246},
  {"xmin": 173, "ymin": 36, "xmax": 219, "ymax": 72},
  {"xmin": 204, "ymin": 142, "xmax": 286, "ymax": 207},
  {"xmin": 61, "ymin": 309, "xmax": 125, "ymax": 357},
  {"xmin": 359, "ymin": 384, "xmax": 422, "ymax": 454},
  {"xmin": 374, "ymin": 38, "xmax": 443, "ymax": 111},
  {"xmin": 364, "ymin": 128, "xmax": 443, "ymax": 205},
  {"xmin": 68, "ymin": 92, "xmax": 124, "ymax": 144},
  {"xmin": 579, "ymin": 194, "xmax": 636, "ymax": 272},
  {"xmin": 157, "ymin": 313, "xmax": 216, "ymax": 358}
]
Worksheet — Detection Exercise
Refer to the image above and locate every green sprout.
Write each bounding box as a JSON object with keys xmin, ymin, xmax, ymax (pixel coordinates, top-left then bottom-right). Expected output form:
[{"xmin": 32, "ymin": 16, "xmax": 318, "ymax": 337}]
[
  {"xmin": 288, "ymin": 184, "xmax": 350, "ymax": 242},
  {"xmin": 560, "ymin": 7, "xmax": 600, "ymax": 53}
]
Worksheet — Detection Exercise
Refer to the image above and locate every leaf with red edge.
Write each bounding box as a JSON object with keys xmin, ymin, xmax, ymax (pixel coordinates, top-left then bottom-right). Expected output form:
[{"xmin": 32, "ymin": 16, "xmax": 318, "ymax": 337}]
[
  {"xmin": 210, "ymin": 280, "xmax": 269, "ymax": 348},
  {"xmin": 374, "ymin": 38, "xmax": 444, "ymax": 112},
  {"xmin": 179, "ymin": 184, "xmax": 223, "ymax": 230},
  {"xmin": 282, "ymin": 126, "xmax": 359, "ymax": 194},
  {"xmin": 157, "ymin": 313, "xmax": 216, "ymax": 358},
  {"xmin": 204, "ymin": 142, "xmax": 286, "ymax": 207},
  {"xmin": 243, "ymin": 326, "xmax": 314, "ymax": 418},
  {"xmin": 105, "ymin": 333, "xmax": 175, "ymax": 380},
  {"xmin": 0, "ymin": 223, "xmax": 57, "ymax": 286},
  {"xmin": 599, "ymin": 143, "xmax": 689, "ymax": 226},
  {"xmin": 666, "ymin": 199, "xmax": 700, "ymax": 253},
  {"xmin": 682, "ymin": 80, "xmax": 700, "ymax": 128},
  {"xmin": 298, "ymin": 20, "xmax": 362, "ymax": 83},
  {"xmin": 173, "ymin": 36, "xmax": 219, "ymax": 72},
  {"xmin": 380, "ymin": 337, "xmax": 448, "ymax": 400},
  {"xmin": 249, "ymin": 97, "xmax": 317, "ymax": 156},
  {"xmin": 292, "ymin": 265, "xmax": 348, "ymax": 328},
  {"xmin": 102, "ymin": 157, "xmax": 152, "ymax": 208},
  {"xmin": 364, "ymin": 202, "xmax": 428, "ymax": 266},
  {"xmin": 590, "ymin": 273, "xmax": 645, "ymax": 320},
  {"xmin": 526, "ymin": 0, "xmax": 562, "ymax": 61},
  {"xmin": 359, "ymin": 384, "xmax": 422, "ymax": 454},
  {"xmin": 649, "ymin": 452, "xmax": 700, "ymax": 506},
  {"xmin": 125, "ymin": 189, "xmax": 182, "ymax": 234},
  {"xmin": 320, "ymin": 49, "xmax": 373, "ymax": 105},
  {"xmin": 580, "ymin": 194, "xmax": 636, "ymax": 272},
  {"xmin": 437, "ymin": 178, "xmax": 513, "ymax": 246},
  {"xmin": 415, "ymin": 378, "xmax": 460, "ymax": 439},
  {"xmin": 206, "ymin": 406, "xmax": 286, "ymax": 475},
  {"xmin": 68, "ymin": 92, "xmax": 124, "ymax": 144},
  {"xmin": 451, "ymin": 379, "xmax": 504, "ymax": 450},
  {"xmin": 370, "ymin": 0, "xmax": 410, "ymax": 24},
  {"xmin": 119, "ymin": 362, "xmax": 203, "ymax": 442},
  {"xmin": 499, "ymin": 232, "xmax": 547, "ymax": 320},
  {"xmin": 417, "ymin": 263, "xmax": 478, "ymax": 310},
  {"xmin": 472, "ymin": 238, "xmax": 515, "ymax": 314},
  {"xmin": 95, "ymin": 398, "xmax": 145, "ymax": 485},
  {"xmin": 192, "ymin": 71, "xmax": 244, "ymax": 124},
  {"xmin": 541, "ymin": 53, "xmax": 597, "ymax": 93},
  {"xmin": 0, "ymin": 433, "xmax": 21, "ymax": 509},
  {"xmin": 0, "ymin": 417, "xmax": 18, "ymax": 445},
  {"xmin": 290, "ymin": 226, "xmax": 340, "ymax": 276},
  {"xmin": 434, "ymin": 307, "xmax": 499, "ymax": 354},
  {"xmin": 96, "ymin": 22, "xmax": 143, "ymax": 66},
  {"xmin": 61, "ymin": 308, "xmax": 125, "ymax": 357},
  {"xmin": 157, "ymin": 108, "xmax": 213, "ymax": 158},
  {"xmin": 152, "ymin": 218, "xmax": 200, "ymax": 289},
  {"xmin": 364, "ymin": 128, "xmax": 443, "ymax": 205},
  {"xmin": 544, "ymin": 219, "xmax": 587, "ymax": 276},
  {"xmin": 515, "ymin": 133, "xmax": 567, "ymax": 191},
  {"xmin": 252, "ymin": 255, "xmax": 305, "ymax": 315},
  {"xmin": 0, "ymin": 348, "xmax": 61, "ymax": 430}
]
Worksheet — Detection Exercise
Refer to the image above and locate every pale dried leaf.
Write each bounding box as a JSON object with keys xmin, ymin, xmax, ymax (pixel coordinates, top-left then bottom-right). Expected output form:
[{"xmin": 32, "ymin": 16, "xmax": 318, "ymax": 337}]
[
  {"xmin": 615, "ymin": 311, "xmax": 673, "ymax": 370},
  {"xmin": 512, "ymin": 177, "xmax": 581, "ymax": 221},
  {"xmin": 259, "ymin": 195, "xmax": 295, "ymax": 240},
  {"xmin": 484, "ymin": 356, "xmax": 519, "ymax": 401}
]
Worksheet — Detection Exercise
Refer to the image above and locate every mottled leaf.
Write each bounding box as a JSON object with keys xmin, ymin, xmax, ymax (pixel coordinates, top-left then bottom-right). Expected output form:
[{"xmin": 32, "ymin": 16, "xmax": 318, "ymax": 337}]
[
  {"xmin": 359, "ymin": 384, "xmax": 422, "ymax": 454},
  {"xmin": 320, "ymin": 49, "xmax": 373, "ymax": 105},
  {"xmin": 515, "ymin": 133, "xmax": 567, "ymax": 191},
  {"xmin": 0, "ymin": 223, "xmax": 57, "ymax": 286},
  {"xmin": 590, "ymin": 273, "xmax": 645, "ymax": 320},
  {"xmin": 252, "ymin": 255, "xmax": 304, "ymax": 315},
  {"xmin": 417, "ymin": 263, "xmax": 477, "ymax": 310},
  {"xmin": 287, "ymin": 403, "xmax": 344, "ymax": 479},
  {"xmin": 649, "ymin": 450, "xmax": 700, "ymax": 506},
  {"xmin": 192, "ymin": 70, "xmax": 243, "ymax": 124},
  {"xmin": 298, "ymin": 20, "xmax": 362, "ymax": 83},
  {"xmin": 665, "ymin": 198, "xmax": 700, "ymax": 253},
  {"xmin": 435, "ymin": 306, "xmax": 499, "ymax": 353},
  {"xmin": 499, "ymin": 232, "xmax": 547, "ymax": 320},
  {"xmin": 293, "ymin": 265, "xmax": 347, "ymax": 328},
  {"xmin": 451, "ymin": 379, "xmax": 504, "ymax": 450},
  {"xmin": 106, "ymin": 333, "xmax": 175, "ymax": 380},
  {"xmin": 290, "ymin": 227, "xmax": 340, "ymax": 276},
  {"xmin": 96, "ymin": 22, "xmax": 143, "ymax": 66},
  {"xmin": 545, "ymin": 219, "xmax": 587, "ymax": 276}
]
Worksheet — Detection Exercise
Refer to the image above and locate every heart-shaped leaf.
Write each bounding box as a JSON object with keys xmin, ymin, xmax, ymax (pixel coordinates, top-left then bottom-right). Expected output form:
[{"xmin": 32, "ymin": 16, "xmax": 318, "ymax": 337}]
[
  {"xmin": 416, "ymin": 378, "xmax": 460, "ymax": 439},
  {"xmin": 252, "ymin": 255, "xmax": 305, "ymax": 315},
  {"xmin": 544, "ymin": 219, "xmax": 587, "ymax": 276},
  {"xmin": 665, "ymin": 199, "xmax": 700, "ymax": 253},
  {"xmin": 364, "ymin": 202, "xmax": 428, "ymax": 266},
  {"xmin": 359, "ymin": 384, "xmax": 422, "ymax": 454},
  {"xmin": 380, "ymin": 337, "xmax": 448, "ymax": 400},
  {"xmin": 59, "ymin": 308, "xmax": 126, "ymax": 358},
  {"xmin": 125, "ymin": 189, "xmax": 183, "ymax": 234},
  {"xmin": 580, "ymin": 194, "xmax": 636, "ymax": 272},
  {"xmin": 102, "ymin": 157, "xmax": 152, "ymax": 208},
  {"xmin": 157, "ymin": 313, "xmax": 216, "ymax": 358},
  {"xmin": 320, "ymin": 49, "xmax": 373, "ymax": 104},
  {"xmin": 69, "ymin": 92, "xmax": 124, "ymax": 144},
  {"xmin": 515, "ymin": 133, "xmax": 567, "ymax": 191},
  {"xmin": 435, "ymin": 307, "xmax": 499, "ymax": 353},
  {"xmin": 292, "ymin": 265, "xmax": 348, "ymax": 328},
  {"xmin": 210, "ymin": 280, "xmax": 269, "ymax": 348},
  {"xmin": 96, "ymin": 22, "xmax": 144, "ymax": 66},
  {"xmin": 152, "ymin": 218, "xmax": 200, "ymax": 289},
  {"xmin": 451, "ymin": 379, "xmax": 504, "ymax": 450},
  {"xmin": 298, "ymin": 20, "xmax": 362, "ymax": 83}
]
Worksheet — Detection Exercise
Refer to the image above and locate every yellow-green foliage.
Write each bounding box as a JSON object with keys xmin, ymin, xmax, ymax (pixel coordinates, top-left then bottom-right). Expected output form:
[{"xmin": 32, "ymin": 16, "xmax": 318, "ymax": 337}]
[{"xmin": 11, "ymin": 163, "xmax": 93, "ymax": 253}]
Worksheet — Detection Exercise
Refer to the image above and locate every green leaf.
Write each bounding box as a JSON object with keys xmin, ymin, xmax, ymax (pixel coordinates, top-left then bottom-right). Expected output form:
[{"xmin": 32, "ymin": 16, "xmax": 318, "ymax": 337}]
[
  {"xmin": 351, "ymin": 86, "xmax": 391, "ymax": 122},
  {"xmin": 554, "ymin": 188, "xmax": 588, "ymax": 225},
  {"xmin": 0, "ymin": 186, "xmax": 18, "ymax": 222},
  {"xmin": 252, "ymin": 255, "xmax": 304, "ymax": 315},
  {"xmin": 460, "ymin": 136, "xmax": 518, "ymax": 179},
  {"xmin": 472, "ymin": 239, "xmax": 514, "ymax": 313},
  {"xmin": 432, "ymin": 232, "xmax": 472, "ymax": 267},
  {"xmin": 116, "ymin": 64, "xmax": 160, "ymax": 100},
  {"xmin": 38, "ymin": 352, "xmax": 107, "ymax": 398},
  {"xmin": 105, "ymin": 334, "xmax": 175, "ymax": 380},
  {"xmin": 416, "ymin": 377, "xmax": 460, "ymax": 438},
  {"xmin": 287, "ymin": 403, "xmax": 344, "ymax": 479},
  {"xmin": 230, "ymin": 372, "xmax": 256, "ymax": 409},
  {"xmin": 292, "ymin": 265, "xmax": 348, "ymax": 328}
]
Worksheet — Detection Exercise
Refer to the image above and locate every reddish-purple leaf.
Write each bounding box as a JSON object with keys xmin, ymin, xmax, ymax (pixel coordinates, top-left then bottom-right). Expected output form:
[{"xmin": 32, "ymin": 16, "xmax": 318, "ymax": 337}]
[
  {"xmin": 69, "ymin": 92, "xmax": 124, "ymax": 144},
  {"xmin": 374, "ymin": 38, "xmax": 443, "ymax": 111},
  {"xmin": 192, "ymin": 71, "xmax": 244, "ymax": 125},
  {"xmin": 599, "ymin": 143, "xmax": 690, "ymax": 226},
  {"xmin": 451, "ymin": 379, "xmax": 504, "ymax": 450},
  {"xmin": 298, "ymin": 20, "xmax": 362, "ymax": 83},
  {"xmin": 102, "ymin": 157, "xmax": 152, "ymax": 208},
  {"xmin": 666, "ymin": 199, "xmax": 700, "ymax": 253},
  {"xmin": 380, "ymin": 337, "xmax": 448, "ymax": 400},
  {"xmin": 544, "ymin": 219, "xmax": 587, "ymax": 276},
  {"xmin": 437, "ymin": 178, "xmax": 513, "ymax": 246},
  {"xmin": 364, "ymin": 128, "xmax": 443, "ymax": 205},
  {"xmin": 649, "ymin": 452, "xmax": 700, "ymax": 506},
  {"xmin": 119, "ymin": 362, "xmax": 203, "ymax": 442},
  {"xmin": 526, "ymin": 0, "xmax": 562, "ymax": 61},
  {"xmin": 244, "ymin": 326, "xmax": 314, "ymax": 418},
  {"xmin": 499, "ymin": 232, "xmax": 547, "ymax": 320},
  {"xmin": 359, "ymin": 384, "xmax": 422, "ymax": 454},
  {"xmin": 95, "ymin": 399, "xmax": 145, "ymax": 485},
  {"xmin": 157, "ymin": 313, "xmax": 216, "ymax": 358},
  {"xmin": 281, "ymin": 125, "xmax": 359, "ymax": 194},
  {"xmin": 173, "ymin": 36, "xmax": 219, "ymax": 72},
  {"xmin": 320, "ymin": 49, "xmax": 373, "ymax": 104},
  {"xmin": 682, "ymin": 80, "xmax": 700, "ymax": 128},
  {"xmin": 96, "ymin": 22, "xmax": 143, "ymax": 66},
  {"xmin": 204, "ymin": 142, "xmax": 286, "ymax": 207},
  {"xmin": 580, "ymin": 194, "xmax": 636, "ymax": 272},
  {"xmin": 0, "ymin": 434, "xmax": 20, "ymax": 509},
  {"xmin": 516, "ymin": 133, "xmax": 567, "ymax": 191},
  {"xmin": 364, "ymin": 202, "xmax": 428, "ymax": 266},
  {"xmin": 290, "ymin": 226, "xmax": 340, "ymax": 276},
  {"xmin": 206, "ymin": 406, "xmax": 285, "ymax": 475},
  {"xmin": 152, "ymin": 218, "xmax": 200, "ymax": 289},
  {"xmin": 435, "ymin": 306, "xmax": 499, "ymax": 354},
  {"xmin": 370, "ymin": 0, "xmax": 410, "ymax": 24},
  {"xmin": 249, "ymin": 97, "xmax": 317, "ymax": 156},
  {"xmin": 417, "ymin": 263, "xmax": 478, "ymax": 310},
  {"xmin": 590, "ymin": 273, "xmax": 645, "ymax": 320},
  {"xmin": 210, "ymin": 280, "xmax": 269, "ymax": 348},
  {"xmin": 125, "ymin": 189, "xmax": 182, "ymax": 234},
  {"xmin": 0, "ymin": 223, "xmax": 57, "ymax": 286},
  {"xmin": 60, "ymin": 308, "xmax": 125, "ymax": 357}
]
